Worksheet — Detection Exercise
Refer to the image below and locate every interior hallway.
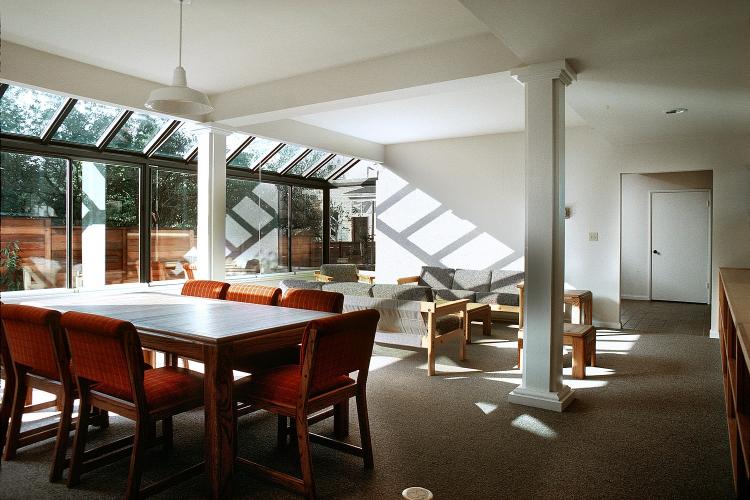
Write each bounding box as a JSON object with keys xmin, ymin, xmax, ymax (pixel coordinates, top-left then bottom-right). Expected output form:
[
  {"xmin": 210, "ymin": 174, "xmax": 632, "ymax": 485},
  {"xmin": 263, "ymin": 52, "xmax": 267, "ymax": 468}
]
[{"xmin": 621, "ymin": 299, "xmax": 711, "ymax": 336}]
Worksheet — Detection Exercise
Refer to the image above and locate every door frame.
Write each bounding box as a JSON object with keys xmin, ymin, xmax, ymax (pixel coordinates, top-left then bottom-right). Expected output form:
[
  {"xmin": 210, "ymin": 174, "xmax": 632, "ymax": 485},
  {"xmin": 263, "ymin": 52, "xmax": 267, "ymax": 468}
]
[{"xmin": 647, "ymin": 188, "xmax": 712, "ymax": 303}]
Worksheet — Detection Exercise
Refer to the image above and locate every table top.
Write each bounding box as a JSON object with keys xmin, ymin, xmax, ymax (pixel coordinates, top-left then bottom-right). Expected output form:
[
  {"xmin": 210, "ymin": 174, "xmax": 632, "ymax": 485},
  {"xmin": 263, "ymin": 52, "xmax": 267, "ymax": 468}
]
[{"xmin": 18, "ymin": 291, "xmax": 334, "ymax": 345}]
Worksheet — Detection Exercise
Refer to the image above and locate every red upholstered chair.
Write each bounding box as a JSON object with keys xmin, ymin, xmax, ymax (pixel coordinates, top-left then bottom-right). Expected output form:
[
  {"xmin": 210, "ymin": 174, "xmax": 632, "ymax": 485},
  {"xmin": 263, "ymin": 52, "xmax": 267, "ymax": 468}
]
[
  {"xmin": 62, "ymin": 311, "xmax": 205, "ymax": 498},
  {"xmin": 281, "ymin": 288, "xmax": 345, "ymax": 314},
  {"xmin": 181, "ymin": 279, "xmax": 229, "ymax": 299},
  {"xmin": 226, "ymin": 283, "xmax": 282, "ymax": 306},
  {"xmin": 234, "ymin": 309, "xmax": 380, "ymax": 499},
  {"xmin": 181, "ymin": 261, "xmax": 195, "ymax": 280},
  {"xmin": 0, "ymin": 303, "xmax": 107, "ymax": 481}
]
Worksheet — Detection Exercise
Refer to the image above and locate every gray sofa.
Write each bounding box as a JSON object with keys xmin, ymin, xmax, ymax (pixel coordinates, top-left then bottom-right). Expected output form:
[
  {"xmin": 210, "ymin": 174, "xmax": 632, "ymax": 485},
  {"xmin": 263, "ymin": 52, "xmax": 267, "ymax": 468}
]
[{"xmin": 398, "ymin": 266, "xmax": 524, "ymax": 311}]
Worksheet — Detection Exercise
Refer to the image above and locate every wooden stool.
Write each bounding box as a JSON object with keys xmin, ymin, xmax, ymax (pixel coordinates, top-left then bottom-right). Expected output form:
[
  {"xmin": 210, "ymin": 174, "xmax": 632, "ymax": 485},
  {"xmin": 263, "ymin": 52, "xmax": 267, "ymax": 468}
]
[
  {"xmin": 517, "ymin": 323, "xmax": 596, "ymax": 379},
  {"xmin": 466, "ymin": 303, "xmax": 492, "ymax": 343}
]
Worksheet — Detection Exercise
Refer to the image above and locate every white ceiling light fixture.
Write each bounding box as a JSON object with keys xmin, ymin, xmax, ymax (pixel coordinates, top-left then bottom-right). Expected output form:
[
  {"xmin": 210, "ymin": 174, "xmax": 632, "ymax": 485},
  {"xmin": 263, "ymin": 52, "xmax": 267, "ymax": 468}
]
[{"xmin": 145, "ymin": 0, "xmax": 213, "ymax": 116}]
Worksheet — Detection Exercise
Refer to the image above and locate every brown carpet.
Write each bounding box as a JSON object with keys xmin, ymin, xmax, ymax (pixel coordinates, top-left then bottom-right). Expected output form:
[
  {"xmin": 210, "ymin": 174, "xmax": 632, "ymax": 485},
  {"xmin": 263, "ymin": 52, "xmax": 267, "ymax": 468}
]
[{"xmin": 0, "ymin": 314, "xmax": 732, "ymax": 499}]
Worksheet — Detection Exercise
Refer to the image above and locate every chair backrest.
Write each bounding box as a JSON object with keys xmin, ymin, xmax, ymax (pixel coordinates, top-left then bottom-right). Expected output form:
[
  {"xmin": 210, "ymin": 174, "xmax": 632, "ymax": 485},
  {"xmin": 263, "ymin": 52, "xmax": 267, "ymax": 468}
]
[
  {"xmin": 418, "ymin": 266, "xmax": 455, "ymax": 289},
  {"xmin": 181, "ymin": 262, "xmax": 195, "ymax": 280},
  {"xmin": 320, "ymin": 264, "xmax": 359, "ymax": 282},
  {"xmin": 282, "ymin": 289, "xmax": 344, "ymax": 314},
  {"xmin": 61, "ymin": 311, "xmax": 143, "ymax": 404},
  {"xmin": 181, "ymin": 280, "xmax": 229, "ymax": 300},
  {"xmin": 300, "ymin": 309, "xmax": 379, "ymax": 394},
  {"xmin": 226, "ymin": 284, "xmax": 281, "ymax": 306},
  {"xmin": 0, "ymin": 303, "xmax": 65, "ymax": 381}
]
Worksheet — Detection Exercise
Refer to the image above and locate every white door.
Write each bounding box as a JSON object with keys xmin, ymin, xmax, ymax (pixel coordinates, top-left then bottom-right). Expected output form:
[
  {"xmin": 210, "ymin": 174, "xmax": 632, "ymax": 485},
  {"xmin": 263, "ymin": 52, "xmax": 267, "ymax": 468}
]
[{"xmin": 650, "ymin": 190, "xmax": 710, "ymax": 303}]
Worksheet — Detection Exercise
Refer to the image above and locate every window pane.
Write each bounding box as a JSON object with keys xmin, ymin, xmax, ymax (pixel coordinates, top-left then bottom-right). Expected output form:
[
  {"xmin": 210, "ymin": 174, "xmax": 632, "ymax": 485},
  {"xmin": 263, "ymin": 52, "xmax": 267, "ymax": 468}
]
[
  {"xmin": 226, "ymin": 178, "xmax": 288, "ymax": 276},
  {"xmin": 291, "ymin": 187, "xmax": 323, "ymax": 271},
  {"xmin": 0, "ymin": 152, "xmax": 68, "ymax": 290},
  {"xmin": 286, "ymin": 150, "xmax": 328, "ymax": 176},
  {"xmin": 310, "ymin": 155, "xmax": 351, "ymax": 179},
  {"xmin": 229, "ymin": 137, "xmax": 280, "ymax": 168},
  {"xmin": 329, "ymin": 185, "xmax": 375, "ymax": 270},
  {"xmin": 151, "ymin": 168, "xmax": 197, "ymax": 281},
  {"xmin": 261, "ymin": 144, "xmax": 306, "ymax": 173},
  {"xmin": 0, "ymin": 85, "xmax": 66, "ymax": 137},
  {"xmin": 53, "ymin": 100, "xmax": 122, "ymax": 145},
  {"xmin": 154, "ymin": 121, "xmax": 199, "ymax": 158},
  {"xmin": 108, "ymin": 112, "xmax": 170, "ymax": 152},
  {"xmin": 72, "ymin": 161, "xmax": 140, "ymax": 286},
  {"xmin": 336, "ymin": 160, "xmax": 379, "ymax": 180},
  {"xmin": 225, "ymin": 133, "xmax": 249, "ymax": 158}
]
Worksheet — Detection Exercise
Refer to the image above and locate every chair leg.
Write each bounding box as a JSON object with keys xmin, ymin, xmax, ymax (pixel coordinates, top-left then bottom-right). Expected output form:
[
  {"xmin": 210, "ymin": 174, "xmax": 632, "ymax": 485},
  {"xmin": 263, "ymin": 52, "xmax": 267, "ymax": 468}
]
[
  {"xmin": 96, "ymin": 408, "xmax": 110, "ymax": 429},
  {"xmin": 295, "ymin": 412, "xmax": 316, "ymax": 500},
  {"xmin": 4, "ymin": 372, "xmax": 28, "ymax": 460},
  {"xmin": 427, "ymin": 337, "xmax": 436, "ymax": 376},
  {"xmin": 277, "ymin": 416, "xmax": 288, "ymax": 447},
  {"xmin": 67, "ymin": 386, "xmax": 91, "ymax": 488},
  {"xmin": 50, "ymin": 392, "xmax": 74, "ymax": 482},
  {"xmin": 333, "ymin": 402, "xmax": 349, "ymax": 439},
  {"xmin": 355, "ymin": 391, "xmax": 374, "ymax": 470},
  {"xmin": 163, "ymin": 416, "xmax": 173, "ymax": 451},
  {"xmin": 125, "ymin": 418, "xmax": 149, "ymax": 500},
  {"xmin": 0, "ymin": 368, "xmax": 16, "ymax": 462}
]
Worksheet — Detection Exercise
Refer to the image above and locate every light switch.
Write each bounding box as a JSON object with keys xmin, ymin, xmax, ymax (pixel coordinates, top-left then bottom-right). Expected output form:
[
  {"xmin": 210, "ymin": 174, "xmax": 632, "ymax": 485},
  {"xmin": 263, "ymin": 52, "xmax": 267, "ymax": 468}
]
[{"xmin": 588, "ymin": 232, "xmax": 599, "ymax": 241}]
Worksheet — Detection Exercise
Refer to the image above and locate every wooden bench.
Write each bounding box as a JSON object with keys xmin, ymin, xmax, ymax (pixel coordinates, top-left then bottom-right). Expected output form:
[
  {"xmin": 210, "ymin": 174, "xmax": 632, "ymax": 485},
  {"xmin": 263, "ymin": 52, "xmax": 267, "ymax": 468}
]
[
  {"xmin": 517, "ymin": 323, "xmax": 597, "ymax": 379},
  {"xmin": 466, "ymin": 303, "xmax": 492, "ymax": 343}
]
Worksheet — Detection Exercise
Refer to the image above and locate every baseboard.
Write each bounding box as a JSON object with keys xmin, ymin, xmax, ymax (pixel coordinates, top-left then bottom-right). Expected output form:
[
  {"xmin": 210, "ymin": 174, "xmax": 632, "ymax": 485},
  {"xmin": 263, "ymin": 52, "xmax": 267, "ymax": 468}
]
[
  {"xmin": 620, "ymin": 294, "xmax": 650, "ymax": 301},
  {"xmin": 710, "ymin": 329, "xmax": 719, "ymax": 339},
  {"xmin": 594, "ymin": 320, "xmax": 622, "ymax": 330}
]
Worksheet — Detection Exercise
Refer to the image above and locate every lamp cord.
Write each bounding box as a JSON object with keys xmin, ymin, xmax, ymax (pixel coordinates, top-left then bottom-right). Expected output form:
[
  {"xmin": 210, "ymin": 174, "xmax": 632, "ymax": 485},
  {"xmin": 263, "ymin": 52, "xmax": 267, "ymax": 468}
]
[{"xmin": 178, "ymin": 0, "xmax": 183, "ymax": 67}]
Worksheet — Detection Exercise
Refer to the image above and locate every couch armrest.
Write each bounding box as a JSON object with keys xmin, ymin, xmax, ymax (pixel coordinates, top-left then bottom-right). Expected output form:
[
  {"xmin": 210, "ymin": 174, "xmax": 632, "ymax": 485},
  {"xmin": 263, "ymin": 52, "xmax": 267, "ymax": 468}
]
[
  {"xmin": 358, "ymin": 273, "xmax": 376, "ymax": 284},
  {"xmin": 314, "ymin": 271, "xmax": 334, "ymax": 282},
  {"xmin": 421, "ymin": 299, "xmax": 468, "ymax": 315},
  {"xmin": 397, "ymin": 275, "xmax": 420, "ymax": 285}
]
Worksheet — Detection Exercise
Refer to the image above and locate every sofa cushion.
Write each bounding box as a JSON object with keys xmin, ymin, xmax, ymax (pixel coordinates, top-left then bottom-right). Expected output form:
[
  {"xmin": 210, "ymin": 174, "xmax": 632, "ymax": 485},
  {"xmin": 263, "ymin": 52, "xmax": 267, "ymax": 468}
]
[
  {"xmin": 436, "ymin": 314, "xmax": 462, "ymax": 335},
  {"xmin": 320, "ymin": 264, "xmax": 359, "ymax": 282},
  {"xmin": 371, "ymin": 284, "xmax": 433, "ymax": 302},
  {"xmin": 322, "ymin": 282, "xmax": 373, "ymax": 296},
  {"xmin": 418, "ymin": 266, "xmax": 455, "ymax": 289},
  {"xmin": 279, "ymin": 279, "xmax": 323, "ymax": 293},
  {"xmin": 453, "ymin": 269, "xmax": 492, "ymax": 292},
  {"xmin": 475, "ymin": 291, "xmax": 520, "ymax": 307},
  {"xmin": 490, "ymin": 270, "xmax": 524, "ymax": 294},
  {"xmin": 433, "ymin": 288, "xmax": 476, "ymax": 302}
]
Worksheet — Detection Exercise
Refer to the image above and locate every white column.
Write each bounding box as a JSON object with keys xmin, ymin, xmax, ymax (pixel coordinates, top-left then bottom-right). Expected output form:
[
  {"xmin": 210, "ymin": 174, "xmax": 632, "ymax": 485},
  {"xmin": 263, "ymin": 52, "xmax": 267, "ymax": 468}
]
[
  {"xmin": 195, "ymin": 124, "xmax": 232, "ymax": 281},
  {"xmin": 81, "ymin": 162, "xmax": 107, "ymax": 288},
  {"xmin": 508, "ymin": 60, "xmax": 576, "ymax": 412}
]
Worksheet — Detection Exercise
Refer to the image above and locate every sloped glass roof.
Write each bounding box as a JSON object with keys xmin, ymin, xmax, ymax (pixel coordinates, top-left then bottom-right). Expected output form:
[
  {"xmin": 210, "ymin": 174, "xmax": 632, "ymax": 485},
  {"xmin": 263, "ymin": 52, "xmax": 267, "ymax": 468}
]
[
  {"xmin": 286, "ymin": 150, "xmax": 328, "ymax": 176},
  {"xmin": 229, "ymin": 137, "xmax": 279, "ymax": 169},
  {"xmin": 154, "ymin": 121, "xmax": 200, "ymax": 159},
  {"xmin": 0, "ymin": 86, "xmax": 66, "ymax": 137},
  {"xmin": 310, "ymin": 154, "xmax": 352, "ymax": 179},
  {"xmin": 335, "ymin": 160, "xmax": 380, "ymax": 180},
  {"xmin": 53, "ymin": 100, "xmax": 122, "ymax": 145},
  {"xmin": 260, "ymin": 144, "xmax": 307, "ymax": 173},
  {"xmin": 108, "ymin": 112, "xmax": 170, "ymax": 152}
]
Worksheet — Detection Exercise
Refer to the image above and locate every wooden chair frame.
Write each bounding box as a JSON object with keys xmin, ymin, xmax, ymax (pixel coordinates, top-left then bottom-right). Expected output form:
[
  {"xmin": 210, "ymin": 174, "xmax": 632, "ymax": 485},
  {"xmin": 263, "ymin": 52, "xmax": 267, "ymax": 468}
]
[
  {"xmin": 397, "ymin": 275, "xmax": 521, "ymax": 316},
  {"xmin": 313, "ymin": 270, "xmax": 375, "ymax": 284},
  {"xmin": 236, "ymin": 317, "xmax": 377, "ymax": 500},
  {"xmin": 420, "ymin": 299, "xmax": 468, "ymax": 376}
]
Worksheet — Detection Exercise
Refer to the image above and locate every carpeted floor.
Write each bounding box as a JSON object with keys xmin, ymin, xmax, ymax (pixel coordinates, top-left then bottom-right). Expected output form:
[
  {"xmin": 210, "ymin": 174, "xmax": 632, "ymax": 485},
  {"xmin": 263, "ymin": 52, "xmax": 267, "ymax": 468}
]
[{"xmin": 0, "ymin": 308, "xmax": 732, "ymax": 499}]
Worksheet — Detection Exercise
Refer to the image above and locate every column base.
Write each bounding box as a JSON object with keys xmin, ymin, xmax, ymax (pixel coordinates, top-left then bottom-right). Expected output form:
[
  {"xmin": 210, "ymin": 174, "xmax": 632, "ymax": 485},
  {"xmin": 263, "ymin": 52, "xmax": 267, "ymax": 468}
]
[{"xmin": 508, "ymin": 385, "xmax": 575, "ymax": 412}]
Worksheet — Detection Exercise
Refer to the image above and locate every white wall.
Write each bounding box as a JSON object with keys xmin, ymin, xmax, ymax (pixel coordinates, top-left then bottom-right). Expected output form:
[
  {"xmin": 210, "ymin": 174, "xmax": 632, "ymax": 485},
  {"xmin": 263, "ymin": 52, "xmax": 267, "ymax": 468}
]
[
  {"xmin": 621, "ymin": 171, "xmax": 713, "ymax": 300},
  {"xmin": 377, "ymin": 130, "xmax": 750, "ymax": 333}
]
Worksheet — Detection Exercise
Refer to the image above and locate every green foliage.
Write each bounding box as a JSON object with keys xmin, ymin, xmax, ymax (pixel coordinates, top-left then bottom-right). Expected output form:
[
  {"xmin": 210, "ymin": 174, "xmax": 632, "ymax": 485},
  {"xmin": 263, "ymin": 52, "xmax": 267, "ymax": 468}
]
[
  {"xmin": 0, "ymin": 240, "xmax": 23, "ymax": 291},
  {"xmin": 151, "ymin": 170, "xmax": 198, "ymax": 230},
  {"xmin": 0, "ymin": 152, "xmax": 67, "ymax": 224}
]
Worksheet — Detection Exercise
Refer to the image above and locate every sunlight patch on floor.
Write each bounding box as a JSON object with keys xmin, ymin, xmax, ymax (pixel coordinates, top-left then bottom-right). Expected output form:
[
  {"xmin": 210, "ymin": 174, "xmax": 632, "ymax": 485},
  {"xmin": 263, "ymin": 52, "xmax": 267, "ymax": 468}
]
[
  {"xmin": 511, "ymin": 414, "xmax": 557, "ymax": 439},
  {"xmin": 475, "ymin": 401, "xmax": 499, "ymax": 414},
  {"xmin": 417, "ymin": 363, "xmax": 481, "ymax": 374},
  {"xmin": 369, "ymin": 355, "xmax": 402, "ymax": 372}
]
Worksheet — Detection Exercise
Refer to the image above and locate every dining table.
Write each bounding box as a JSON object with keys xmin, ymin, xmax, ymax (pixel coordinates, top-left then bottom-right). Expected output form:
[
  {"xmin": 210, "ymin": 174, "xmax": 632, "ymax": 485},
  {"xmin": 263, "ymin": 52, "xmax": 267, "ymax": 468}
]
[{"xmin": 16, "ymin": 290, "xmax": 336, "ymax": 499}]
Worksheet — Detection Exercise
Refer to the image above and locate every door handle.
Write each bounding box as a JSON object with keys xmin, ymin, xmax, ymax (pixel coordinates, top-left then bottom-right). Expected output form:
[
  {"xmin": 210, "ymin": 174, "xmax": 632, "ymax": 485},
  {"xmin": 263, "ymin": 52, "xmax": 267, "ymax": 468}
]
[{"xmin": 653, "ymin": 250, "xmax": 660, "ymax": 255}]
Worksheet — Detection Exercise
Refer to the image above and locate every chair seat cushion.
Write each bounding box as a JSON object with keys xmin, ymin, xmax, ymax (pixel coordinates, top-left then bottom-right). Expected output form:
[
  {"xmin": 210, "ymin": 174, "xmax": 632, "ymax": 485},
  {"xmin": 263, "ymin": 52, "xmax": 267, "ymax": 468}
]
[
  {"xmin": 93, "ymin": 367, "xmax": 203, "ymax": 413},
  {"xmin": 475, "ymin": 291, "xmax": 520, "ymax": 307},
  {"xmin": 321, "ymin": 282, "xmax": 373, "ymax": 296},
  {"xmin": 235, "ymin": 365, "xmax": 354, "ymax": 407}
]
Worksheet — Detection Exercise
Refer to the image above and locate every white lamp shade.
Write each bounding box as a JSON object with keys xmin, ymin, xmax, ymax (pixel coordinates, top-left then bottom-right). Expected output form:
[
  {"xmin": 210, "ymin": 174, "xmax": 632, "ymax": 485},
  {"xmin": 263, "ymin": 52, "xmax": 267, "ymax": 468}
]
[{"xmin": 145, "ymin": 67, "xmax": 213, "ymax": 116}]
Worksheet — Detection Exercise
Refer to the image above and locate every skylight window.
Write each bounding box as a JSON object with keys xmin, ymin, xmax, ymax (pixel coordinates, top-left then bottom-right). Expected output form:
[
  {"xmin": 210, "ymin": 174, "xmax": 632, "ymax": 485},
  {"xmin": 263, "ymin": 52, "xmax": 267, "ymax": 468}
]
[
  {"xmin": 336, "ymin": 160, "xmax": 379, "ymax": 180},
  {"xmin": 310, "ymin": 155, "xmax": 352, "ymax": 179},
  {"xmin": 108, "ymin": 112, "xmax": 170, "ymax": 152},
  {"xmin": 154, "ymin": 121, "xmax": 200, "ymax": 159},
  {"xmin": 225, "ymin": 133, "xmax": 250, "ymax": 158},
  {"xmin": 0, "ymin": 85, "xmax": 66, "ymax": 137},
  {"xmin": 53, "ymin": 100, "xmax": 122, "ymax": 145},
  {"xmin": 286, "ymin": 150, "xmax": 328, "ymax": 176},
  {"xmin": 229, "ymin": 137, "xmax": 279, "ymax": 169},
  {"xmin": 260, "ymin": 144, "xmax": 307, "ymax": 173}
]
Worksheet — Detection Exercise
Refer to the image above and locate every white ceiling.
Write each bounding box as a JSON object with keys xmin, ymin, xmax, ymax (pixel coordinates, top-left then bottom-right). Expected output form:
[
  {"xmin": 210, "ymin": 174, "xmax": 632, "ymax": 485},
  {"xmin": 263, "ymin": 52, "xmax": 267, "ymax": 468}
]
[
  {"xmin": 294, "ymin": 73, "xmax": 586, "ymax": 144},
  {"xmin": 0, "ymin": 0, "xmax": 489, "ymax": 94}
]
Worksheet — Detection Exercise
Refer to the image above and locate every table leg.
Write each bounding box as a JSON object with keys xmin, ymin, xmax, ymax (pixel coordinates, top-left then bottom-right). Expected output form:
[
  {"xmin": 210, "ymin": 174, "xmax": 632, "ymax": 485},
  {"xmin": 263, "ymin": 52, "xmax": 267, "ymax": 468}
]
[
  {"xmin": 571, "ymin": 300, "xmax": 582, "ymax": 325},
  {"xmin": 465, "ymin": 313, "xmax": 473, "ymax": 344},
  {"xmin": 583, "ymin": 297, "xmax": 593, "ymax": 325},
  {"xmin": 571, "ymin": 337, "xmax": 586, "ymax": 379},
  {"xmin": 483, "ymin": 309, "xmax": 492, "ymax": 336},
  {"xmin": 204, "ymin": 344, "xmax": 235, "ymax": 499}
]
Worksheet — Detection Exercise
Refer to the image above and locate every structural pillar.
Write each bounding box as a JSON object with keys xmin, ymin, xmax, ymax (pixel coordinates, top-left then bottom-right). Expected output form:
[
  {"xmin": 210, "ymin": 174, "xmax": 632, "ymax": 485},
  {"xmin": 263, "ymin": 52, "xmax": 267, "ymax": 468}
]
[
  {"xmin": 195, "ymin": 124, "xmax": 232, "ymax": 281},
  {"xmin": 508, "ymin": 60, "xmax": 577, "ymax": 412}
]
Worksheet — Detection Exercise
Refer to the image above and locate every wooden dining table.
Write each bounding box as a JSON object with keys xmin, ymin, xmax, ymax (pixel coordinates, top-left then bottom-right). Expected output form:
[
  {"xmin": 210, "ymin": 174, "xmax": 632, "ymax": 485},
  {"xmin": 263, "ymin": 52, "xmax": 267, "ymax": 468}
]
[{"xmin": 17, "ymin": 290, "xmax": 335, "ymax": 499}]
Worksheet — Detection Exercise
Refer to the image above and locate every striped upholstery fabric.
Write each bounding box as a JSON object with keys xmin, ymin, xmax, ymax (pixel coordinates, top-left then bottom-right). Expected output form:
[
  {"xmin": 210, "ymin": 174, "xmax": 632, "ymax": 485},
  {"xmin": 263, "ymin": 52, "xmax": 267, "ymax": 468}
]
[
  {"xmin": 302, "ymin": 309, "xmax": 380, "ymax": 392},
  {"xmin": 62, "ymin": 312, "xmax": 140, "ymax": 401},
  {"xmin": 282, "ymin": 289, "xmax": 344, "ymax": 314},
  {"xmin": 226, "ymin": 284, "xmax": 282, "ymax": 306},
  {"xmin": 93, "ymin": 367, "xmax": 203, "ymax": 412},
  {"xmin": 181, "ymin": 280, "xmax": 229, "ymax": 300},
  {"xmin": 0, "ymin": 304, "xmax": 62, "ymax": 380}
]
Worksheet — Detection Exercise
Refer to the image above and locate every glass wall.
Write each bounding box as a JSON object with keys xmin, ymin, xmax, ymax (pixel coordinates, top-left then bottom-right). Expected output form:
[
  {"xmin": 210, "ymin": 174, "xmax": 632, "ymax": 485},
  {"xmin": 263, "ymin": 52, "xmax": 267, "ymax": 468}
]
[
  {"xmin": 329, "ymin": 184, "xmax": 376, "ymax": 270},
  {"xmin": 291, "ymin": 187, "xmax": 324, "ymax": 270},
  {"xmin": 0, "ymin": 151, "xmax": 68, "ymax": 290},
  {"xmin": 225, "ymin": 178, "xmax": 289, "ymax": 276},
  {"xmin": 71, "ymin": 161, "xmax": 140, "ymax": 286},
  {"xmin": 150, "ymin": 168, "xmax": 198, "ymax": 281}
]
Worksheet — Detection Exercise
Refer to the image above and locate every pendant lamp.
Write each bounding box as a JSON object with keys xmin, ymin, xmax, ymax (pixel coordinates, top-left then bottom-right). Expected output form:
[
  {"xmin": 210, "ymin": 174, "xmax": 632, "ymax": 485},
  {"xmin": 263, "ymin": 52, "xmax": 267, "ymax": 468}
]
[{"xmin": 145, "ymin": 0, "xmax": 213, "ymax": 116}]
